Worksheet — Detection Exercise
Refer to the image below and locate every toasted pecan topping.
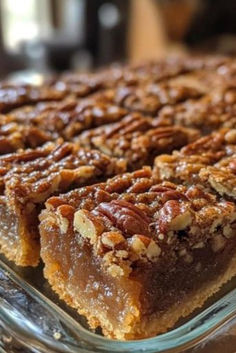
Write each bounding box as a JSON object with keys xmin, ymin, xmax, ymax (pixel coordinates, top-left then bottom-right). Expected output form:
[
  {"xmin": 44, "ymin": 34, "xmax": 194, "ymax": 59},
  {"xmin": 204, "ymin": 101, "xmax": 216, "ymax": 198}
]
[
  {"xmin": 0, "ymin": 84, "xmax": 66, "ymax": 113},
  {"xmin": 10, "ymin": 98, "xmax": 128, "ymax": 140},
  {"xmin": 78, "ymin": 113, "xmax": 200, "ymax": 169},
  {"xmin": 200, "ymin": 166, "xmax": 236, "ymax": 199}
]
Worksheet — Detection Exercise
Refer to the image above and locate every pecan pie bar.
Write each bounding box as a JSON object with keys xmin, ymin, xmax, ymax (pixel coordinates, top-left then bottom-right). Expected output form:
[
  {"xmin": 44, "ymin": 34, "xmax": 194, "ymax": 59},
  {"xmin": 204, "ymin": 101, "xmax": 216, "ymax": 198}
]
[
  {"xmin": 96, "ymin": 55, "xmax": 232, "ymax": 88},
  {"xmin": 40, "ymin": 168, "xmax": 236, "ymax": 339},
  {"xmin": 0, "ymin": 83, "xmax": 66, "ymax": 113},
  {"xmin": 159, "ymin": 87, "xmax": 236, "ymax": 133},
  {"xmin": 0, "ymin": 142, "xmax": 126, "ymax": 266},
  {"xmin": 49, "ymin": 73, "xmax": 104, "ymax": 98},
  {"xmin": 154, "ymin": 128, "xmax": 236, "ymax": 183},
  {"xmin": 0, "ymin": 117, "xmax": 54, "ymax": 155},
  {"xmin": 9, "ymin": 98, "xmax": 128, "ymax": 140},
  {"xmin": 78, "ymin": 113, "xmax": 200, "ymax": 169},
  {"xmin": 106, "ymin": 59, "xmax": 235, "ymax": 116},
  {"xmin": 110, "ymin": 80, "xmax": 203, "ymax": 115},
  {"xmin": 1, "ymin": 54, "xmax": 236, "ymax": 341}
]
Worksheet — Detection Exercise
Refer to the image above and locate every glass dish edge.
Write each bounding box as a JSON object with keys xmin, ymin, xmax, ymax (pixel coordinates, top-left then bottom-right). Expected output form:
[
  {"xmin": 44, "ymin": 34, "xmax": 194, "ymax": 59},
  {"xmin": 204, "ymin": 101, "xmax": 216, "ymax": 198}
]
[{"xmin": 1, "ymin": 258, "xmax": 236, "ymax": 353}]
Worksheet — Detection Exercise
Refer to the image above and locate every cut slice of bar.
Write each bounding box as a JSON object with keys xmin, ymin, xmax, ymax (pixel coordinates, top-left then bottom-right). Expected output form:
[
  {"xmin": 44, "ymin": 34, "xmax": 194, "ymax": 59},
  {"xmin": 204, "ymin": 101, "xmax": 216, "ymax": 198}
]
[
  {"xmin": 0, "ymin": 83, "xmax": 66, "ymax": 113},
  {"xmin": 0, "ymin": 142, "xmax": 126, "ymax": 266},
  {"xmin": 199, "ymin": 154, "xmax": 236, "ymax": 200},
  {"xmin": 125, "ymin": 55, "xmax": 232, "ymax": 84},
  {"xmin": 158, "ymin": 87, "xmax": 236, "ymax": 133},
  {"xmin": 108, "ymin": 60, "xmax": 235, "ymax": 116},
  {"xmin": 53, "ymin": 55, "xmax": 231, "ymax": 90},
  {"xmin": 154, "ymin": 128, "xmax": 236, "ymax": 183},
  {"xmin": 77, "ymin": 113, "xmax": 200, "ymax": 169},
  {"xmin": 111, "ymin": 79, "xmax": 204, "ymax": 115},
  {"xmin": 40, "ymin": 168, "xmax": 236, "ymax": 340},
  {"xmin": 0, "ymin": 118, "xmax": 54, "ymax": 155},
  {"xmin": 9, "ymin": 98, "xmax": 128, "ymax": 140}
]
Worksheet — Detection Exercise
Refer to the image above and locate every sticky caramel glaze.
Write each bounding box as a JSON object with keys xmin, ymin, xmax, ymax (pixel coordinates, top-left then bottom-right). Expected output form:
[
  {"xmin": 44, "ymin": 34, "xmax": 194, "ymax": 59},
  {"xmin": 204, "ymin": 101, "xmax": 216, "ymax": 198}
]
[
  {"xmin": 40, "ymin": 218, "xmax": 142, "ymax": 339},
  {"xmin": 0, "ymin": 197, "xmax": 39, "ymax": 266}
]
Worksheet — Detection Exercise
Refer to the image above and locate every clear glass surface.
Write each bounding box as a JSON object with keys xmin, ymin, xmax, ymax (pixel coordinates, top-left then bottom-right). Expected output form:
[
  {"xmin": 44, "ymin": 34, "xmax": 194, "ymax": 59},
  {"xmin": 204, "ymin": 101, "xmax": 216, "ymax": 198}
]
[{"xmin": 1, "ymin": 254, "xmax": 236, "ymax": 353}]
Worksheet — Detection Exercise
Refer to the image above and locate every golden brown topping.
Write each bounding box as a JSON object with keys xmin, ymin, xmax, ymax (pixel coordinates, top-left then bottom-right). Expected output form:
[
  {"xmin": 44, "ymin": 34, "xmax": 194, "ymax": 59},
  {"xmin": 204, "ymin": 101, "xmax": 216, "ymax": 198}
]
[
  {"xmin": 113, "ymin": 80, "xmax": 203, "ymax": 115},
  {"xmin": 153, "ymin": 128, "xmax": 236, "ymax": 184},
  {"xmin": 10, "ymin": 98, "xmax": 128, "ymax": 139},
  {"xmin": 0, "ymin": 84, "xmax": 65, "ymax": 113}
]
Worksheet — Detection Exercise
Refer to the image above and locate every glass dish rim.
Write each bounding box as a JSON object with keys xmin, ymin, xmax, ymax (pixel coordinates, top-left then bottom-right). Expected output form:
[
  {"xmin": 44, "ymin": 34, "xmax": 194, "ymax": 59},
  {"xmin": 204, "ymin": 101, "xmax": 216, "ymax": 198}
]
[{"xmin": 1, "ymin": 258, "xmax": 236, "ymax": 353}]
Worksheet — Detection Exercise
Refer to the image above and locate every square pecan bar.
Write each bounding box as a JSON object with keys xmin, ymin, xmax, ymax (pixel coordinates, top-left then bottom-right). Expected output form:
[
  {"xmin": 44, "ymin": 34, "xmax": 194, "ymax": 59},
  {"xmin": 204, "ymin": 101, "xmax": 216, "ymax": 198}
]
[
  {"xmin": 9, "ymin": 97, "xmax": 128, "ymax": 140},
  {"xmin": 40, "ymin": 167, "xmax": 236, "ymax": 339},
  {"xmin": 154, "ymin": 128, "xmax": 236, "ymax": 183},
  {"xmin": 0, "ymin": 117, "xmax": 54, "ymax": 154},
  {"xmin": 78, "ymin": 113, "xmax": 200, "ymax": 169},
  {"xmin": 199, "ymin": 154, "xmax": 236, "ymax": 200},
  {"xmin": 0, "ymin": 142, "xmax": 126, "ymax": 266},
  {"xmin": 159, "ymin": 87, "xmax": 236, "ymax": 134},
  {"xmin": 50, "ymin": 76, "xmax": 103, "ymax": 98},
  {"xmin": 108, "ymin": 58, "xmax": 234, "ymax": 116},
  {"xmin": 111, "ymin": 79, "xmax": 204, "ymax": 115},
  {"xmin": 0, "ymin": 83, "xmax": 66, "ymax": 113}
]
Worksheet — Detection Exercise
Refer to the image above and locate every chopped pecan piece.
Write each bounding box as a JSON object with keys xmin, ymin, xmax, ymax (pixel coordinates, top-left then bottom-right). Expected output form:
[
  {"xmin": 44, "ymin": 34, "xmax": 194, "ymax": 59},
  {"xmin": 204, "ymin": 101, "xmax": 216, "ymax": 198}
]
[
  {"xmin": 158, "ymin": 200, "xmax": 192, "ymax": 233},
  {"xmin": 129, "ymin": 234, "xmax": 161, "ymax": 262},
  {"xmin": 74, "ymin": 209, "xmax": 105, "ymax": 244}
]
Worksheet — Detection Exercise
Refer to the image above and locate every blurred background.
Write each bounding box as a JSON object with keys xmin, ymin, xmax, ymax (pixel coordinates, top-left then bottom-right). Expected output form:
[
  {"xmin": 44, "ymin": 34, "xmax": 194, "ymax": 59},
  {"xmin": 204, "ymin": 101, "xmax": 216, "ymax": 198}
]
[{"xmin": 0, "ymin": 0, "xmax": 235, "ymax": 80}]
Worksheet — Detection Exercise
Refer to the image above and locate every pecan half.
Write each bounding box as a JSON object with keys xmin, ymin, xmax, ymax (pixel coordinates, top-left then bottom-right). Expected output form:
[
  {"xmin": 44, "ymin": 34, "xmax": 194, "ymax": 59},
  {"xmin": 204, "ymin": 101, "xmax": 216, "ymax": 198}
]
[
  {"xmin": 94, "ymin": 200, "xmax": 151, "ymax": 237},
  {"xmin": 150, "ymin": 184, "xmax": 188, "ymax": 203}
]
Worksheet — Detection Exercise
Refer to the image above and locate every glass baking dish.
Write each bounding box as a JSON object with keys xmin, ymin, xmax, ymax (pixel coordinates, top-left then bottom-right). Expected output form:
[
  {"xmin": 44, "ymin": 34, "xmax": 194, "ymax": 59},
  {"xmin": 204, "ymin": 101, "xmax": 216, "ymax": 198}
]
[{"xmin": 1, "ymin": 254, "xmax": 236, "ymax": 353}]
